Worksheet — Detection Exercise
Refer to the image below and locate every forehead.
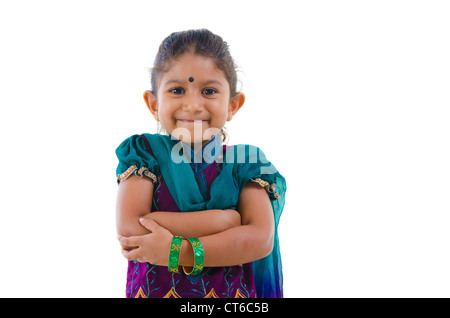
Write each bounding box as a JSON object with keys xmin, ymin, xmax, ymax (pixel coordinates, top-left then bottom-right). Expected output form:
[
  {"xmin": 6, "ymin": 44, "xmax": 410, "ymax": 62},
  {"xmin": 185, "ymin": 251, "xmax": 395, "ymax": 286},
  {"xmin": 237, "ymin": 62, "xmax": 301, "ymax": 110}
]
[{"xmin": 161, "ymin": 53, "xmax": 228, "ymax": 84}]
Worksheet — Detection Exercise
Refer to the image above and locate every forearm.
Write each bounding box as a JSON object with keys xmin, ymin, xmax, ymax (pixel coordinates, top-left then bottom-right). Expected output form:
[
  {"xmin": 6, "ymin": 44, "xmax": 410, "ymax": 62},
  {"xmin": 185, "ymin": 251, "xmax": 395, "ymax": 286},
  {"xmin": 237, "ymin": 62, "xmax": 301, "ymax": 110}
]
[
  {"xmin": 117, "ymin": 209, "xmax": 240, "ymax": 252},
  {"xmin": 143, "ymin": 209, "xmax": 241, "ymax": 238},
  {"xmin": 179, "ymin": 183, "xmax": 275, "ymax": 267},
  {"xmin": 117, "ymin": 181, "xmax": 277, "ymax": 268},
  {"xmin": 179, "ymin": 224, "xmax": 274, "ymax": 267}
]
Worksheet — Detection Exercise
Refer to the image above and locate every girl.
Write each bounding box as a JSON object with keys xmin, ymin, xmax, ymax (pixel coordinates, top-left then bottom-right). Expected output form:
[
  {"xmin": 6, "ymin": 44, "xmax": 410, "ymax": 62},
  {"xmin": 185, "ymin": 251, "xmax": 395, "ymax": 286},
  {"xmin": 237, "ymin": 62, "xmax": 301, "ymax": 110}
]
[{"xmin": 115, "ymin": 29, "xmax": 286, "ymax": 298}]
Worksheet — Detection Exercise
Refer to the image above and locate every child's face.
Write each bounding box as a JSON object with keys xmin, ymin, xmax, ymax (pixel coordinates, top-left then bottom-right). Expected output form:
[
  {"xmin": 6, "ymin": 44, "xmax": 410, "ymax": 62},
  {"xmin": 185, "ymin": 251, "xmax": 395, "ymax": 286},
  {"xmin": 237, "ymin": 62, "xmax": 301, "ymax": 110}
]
[{"xmin": 145, "ymin": 52, "xmax": 244, "ymax": 145}]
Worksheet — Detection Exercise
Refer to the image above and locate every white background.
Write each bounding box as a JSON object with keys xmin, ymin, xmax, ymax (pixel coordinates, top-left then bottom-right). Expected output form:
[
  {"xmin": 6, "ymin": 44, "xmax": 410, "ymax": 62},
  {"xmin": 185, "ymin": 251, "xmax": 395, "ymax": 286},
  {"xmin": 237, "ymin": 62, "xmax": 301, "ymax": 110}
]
[{"xmin": 1, "ymin": 0, "xmax": 449, "ymax": 297}]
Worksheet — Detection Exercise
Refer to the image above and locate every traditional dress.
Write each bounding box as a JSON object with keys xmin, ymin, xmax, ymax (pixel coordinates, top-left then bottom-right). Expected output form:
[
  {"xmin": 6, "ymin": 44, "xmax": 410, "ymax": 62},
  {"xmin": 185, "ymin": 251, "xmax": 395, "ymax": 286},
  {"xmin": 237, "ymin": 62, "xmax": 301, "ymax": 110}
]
[{"xmin": 115, "ymin": 133, "xmax": 286, "ymax": 298}]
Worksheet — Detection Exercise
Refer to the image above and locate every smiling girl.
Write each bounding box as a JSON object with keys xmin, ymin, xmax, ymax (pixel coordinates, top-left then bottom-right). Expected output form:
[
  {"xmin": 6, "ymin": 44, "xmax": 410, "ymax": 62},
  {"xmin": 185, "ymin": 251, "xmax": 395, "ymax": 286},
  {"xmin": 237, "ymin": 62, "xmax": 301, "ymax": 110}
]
[{"xmin": 115, "ymin": 29, "xmax": 286, "ymax": 298}]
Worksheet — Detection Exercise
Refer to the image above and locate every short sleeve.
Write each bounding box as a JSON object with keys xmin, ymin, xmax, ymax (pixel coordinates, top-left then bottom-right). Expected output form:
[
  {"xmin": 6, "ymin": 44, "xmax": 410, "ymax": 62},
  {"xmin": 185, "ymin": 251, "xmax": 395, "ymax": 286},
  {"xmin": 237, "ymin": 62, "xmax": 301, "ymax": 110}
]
[
  {"xmin": 227, "ymin": 144, "xmax": 286, "ymax": 201},
  {"xmin": 115, "ymin": 134, "xmax": 160, "ymax": 184},
  {"xmin": 247, "ymin": 155, "xmax": 284, "ymax": 201},
  {"xmin": 250, "ymin": 177, "xmax": 281, "ymax": 200}
]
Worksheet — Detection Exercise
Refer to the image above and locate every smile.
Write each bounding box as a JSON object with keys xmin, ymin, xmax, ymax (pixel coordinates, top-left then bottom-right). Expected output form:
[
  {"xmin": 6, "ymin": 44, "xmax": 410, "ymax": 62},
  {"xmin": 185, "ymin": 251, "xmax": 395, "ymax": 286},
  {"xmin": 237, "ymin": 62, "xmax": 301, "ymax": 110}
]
[{"xmin": 178, "ymin": 119, "xmax": 209, "ymax": 123}]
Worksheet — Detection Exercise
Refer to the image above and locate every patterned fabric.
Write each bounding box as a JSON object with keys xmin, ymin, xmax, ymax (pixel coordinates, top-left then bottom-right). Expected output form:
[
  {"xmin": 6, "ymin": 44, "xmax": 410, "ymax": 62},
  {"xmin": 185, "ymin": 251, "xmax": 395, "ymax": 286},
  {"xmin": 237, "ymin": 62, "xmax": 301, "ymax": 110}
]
[
  {"xmin": 121, "ymin": 136, "xmax": 256, "ymax": 298},
  {"xmin": 116, "ymin": 133, "xmax": 286, "ymax": 298},
  {"xmin": 127, "ymin": 258, "xmax": 256, "ymax": 298}
]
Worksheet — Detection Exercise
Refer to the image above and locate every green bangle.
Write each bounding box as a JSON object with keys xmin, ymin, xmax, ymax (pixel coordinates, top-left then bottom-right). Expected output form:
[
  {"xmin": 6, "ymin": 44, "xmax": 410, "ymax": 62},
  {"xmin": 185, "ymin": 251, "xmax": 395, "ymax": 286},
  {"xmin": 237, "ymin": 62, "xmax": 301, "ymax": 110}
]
[
  {"xmin": 168, "ymin": 235, "xmax": 183, "ymax": 273},
  {"xmin": 183, "ymin": 237, "xmax": 204, "ymax": 276}
]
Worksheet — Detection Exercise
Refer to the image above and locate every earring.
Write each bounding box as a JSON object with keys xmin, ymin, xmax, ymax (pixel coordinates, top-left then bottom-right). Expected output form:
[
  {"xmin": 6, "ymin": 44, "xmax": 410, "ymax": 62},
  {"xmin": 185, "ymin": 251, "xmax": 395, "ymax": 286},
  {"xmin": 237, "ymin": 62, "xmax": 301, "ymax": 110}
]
[
  {"xmin": 227, "ymin": 114, "xmax": 233, "ymax": 121},
  {"xmin": 155, "ymin": 114, "xmax": 159, "ymax": 121}
]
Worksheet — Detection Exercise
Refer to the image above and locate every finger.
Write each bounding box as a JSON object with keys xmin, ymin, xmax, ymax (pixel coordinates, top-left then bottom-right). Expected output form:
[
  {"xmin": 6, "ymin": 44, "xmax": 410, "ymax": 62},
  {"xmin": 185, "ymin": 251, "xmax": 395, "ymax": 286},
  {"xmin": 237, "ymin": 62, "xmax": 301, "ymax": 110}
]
[
  {"xmin": 139, "ymin": 218, "xmax": 159, "ymax": 232},
  {"xmin": 122, "ymin": 247, "xmax": 142, "ymax": 261},
  {"xmin": 117, "ymin": 235, "xmax": 139, "ymax": 248}
]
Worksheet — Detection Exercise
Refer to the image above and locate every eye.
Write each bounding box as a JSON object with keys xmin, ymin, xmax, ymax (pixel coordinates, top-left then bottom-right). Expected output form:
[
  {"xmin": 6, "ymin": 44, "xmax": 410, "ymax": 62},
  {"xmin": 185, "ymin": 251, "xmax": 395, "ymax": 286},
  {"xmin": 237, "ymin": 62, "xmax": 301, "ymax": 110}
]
[
  {"xmin": 169, "ymin": 87, "xmax": 185, "ymax": 94},
  {"xmin": 202, "ymin": 88, "xmax": 217, "ymax": 96}
]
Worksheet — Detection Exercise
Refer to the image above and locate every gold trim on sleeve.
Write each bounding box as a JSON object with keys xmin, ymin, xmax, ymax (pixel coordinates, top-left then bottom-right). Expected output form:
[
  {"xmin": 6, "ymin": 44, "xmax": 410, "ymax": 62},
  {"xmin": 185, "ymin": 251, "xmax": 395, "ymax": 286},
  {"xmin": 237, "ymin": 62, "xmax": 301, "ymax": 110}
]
[
  {"xmin": 250, "ymin": 178, "xmax": 280, "ymax": 199},
  {"xmin": 117, "ymin": 165, "xmax": 158, "ymax": 184}
]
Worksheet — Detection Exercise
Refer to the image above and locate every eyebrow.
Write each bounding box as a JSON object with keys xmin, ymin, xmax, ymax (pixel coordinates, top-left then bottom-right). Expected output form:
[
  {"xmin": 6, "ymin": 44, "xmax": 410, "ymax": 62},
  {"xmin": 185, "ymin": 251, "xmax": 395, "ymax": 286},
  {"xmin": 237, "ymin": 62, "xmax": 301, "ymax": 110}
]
[
  {"xmin": 202, "ymin": 80, "xmax": 224, "ymax": 87},
  {"xmin": 163, "ymin": 79, "xmax": 224, "ymax": 87}
]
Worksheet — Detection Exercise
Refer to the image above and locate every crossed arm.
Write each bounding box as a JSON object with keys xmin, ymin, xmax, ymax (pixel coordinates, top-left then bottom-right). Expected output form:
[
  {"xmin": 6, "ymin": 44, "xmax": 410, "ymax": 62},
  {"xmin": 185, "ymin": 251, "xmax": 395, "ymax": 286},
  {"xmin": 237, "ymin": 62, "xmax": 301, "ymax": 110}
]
[{"xmin": 115, "ymin": 175, "xmax": 275, "ymax": 267}]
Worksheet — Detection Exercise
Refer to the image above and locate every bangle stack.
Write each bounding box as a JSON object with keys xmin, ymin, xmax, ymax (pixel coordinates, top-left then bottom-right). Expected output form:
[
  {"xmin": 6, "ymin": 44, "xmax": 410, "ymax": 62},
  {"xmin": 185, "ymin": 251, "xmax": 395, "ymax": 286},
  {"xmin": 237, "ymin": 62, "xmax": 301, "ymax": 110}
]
[{"xmin": 168, "ymin": 236, "xmax": 204, "ymax": 276}]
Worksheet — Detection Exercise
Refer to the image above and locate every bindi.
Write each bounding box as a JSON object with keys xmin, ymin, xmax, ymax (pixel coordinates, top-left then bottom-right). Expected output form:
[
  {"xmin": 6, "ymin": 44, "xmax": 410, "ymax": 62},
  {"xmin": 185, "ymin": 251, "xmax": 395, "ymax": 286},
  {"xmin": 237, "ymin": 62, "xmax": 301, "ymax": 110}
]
[{"xmin": 188, "ymin": 76, "xmax": 194, "ymax": 83}]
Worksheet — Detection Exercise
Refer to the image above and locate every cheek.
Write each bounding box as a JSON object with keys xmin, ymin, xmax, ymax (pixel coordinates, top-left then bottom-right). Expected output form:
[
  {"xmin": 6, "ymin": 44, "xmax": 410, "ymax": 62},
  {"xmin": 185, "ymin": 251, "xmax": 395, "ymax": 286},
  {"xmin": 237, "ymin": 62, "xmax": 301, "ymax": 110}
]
[
  {"xmin": 156, "ymin": 97, "xmax": 174, "ymax": 119},
  {"xmin": 156, "ymin": 104, "xmax": 176, "ymax": 132},
  {"xmin": 158, "ymin": 106, "xmax": 170, "ymax": 118},
  {"xmin": 159, "ymin": 116, "xmax": 175, "ymax": 134},
  {"xmin": 211, "ymin": 101, "xmax": 229, "ymax": 120},
  {"xmin": 219, "ymin": 107, "xmax": 229, "ymax": 123},
  {"xmin": 210, "ymin": 114, "xmax": 227, "ymax": 129}
]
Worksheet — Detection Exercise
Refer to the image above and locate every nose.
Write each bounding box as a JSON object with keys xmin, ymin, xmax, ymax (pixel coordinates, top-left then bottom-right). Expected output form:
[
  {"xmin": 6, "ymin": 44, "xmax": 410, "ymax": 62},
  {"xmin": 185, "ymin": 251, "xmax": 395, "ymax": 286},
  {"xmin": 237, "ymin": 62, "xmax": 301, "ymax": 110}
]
[{"xmin": 181, "ymin": 91, "xmax": 203, "ymax": 113}]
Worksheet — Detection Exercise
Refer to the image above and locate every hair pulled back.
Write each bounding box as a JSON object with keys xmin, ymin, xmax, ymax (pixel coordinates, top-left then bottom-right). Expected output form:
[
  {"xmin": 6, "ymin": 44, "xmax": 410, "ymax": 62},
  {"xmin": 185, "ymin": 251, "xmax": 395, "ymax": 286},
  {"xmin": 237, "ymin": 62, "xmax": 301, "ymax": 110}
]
[{"xmin": 150, "ymin": 29, "xmax": 238, "ymax": 98}]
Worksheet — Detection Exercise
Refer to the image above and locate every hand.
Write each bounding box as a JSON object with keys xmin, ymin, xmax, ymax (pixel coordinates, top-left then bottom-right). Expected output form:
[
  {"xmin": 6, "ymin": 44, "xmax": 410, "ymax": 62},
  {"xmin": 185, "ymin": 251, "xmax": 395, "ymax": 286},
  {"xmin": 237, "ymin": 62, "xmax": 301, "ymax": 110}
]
[{"xmin": 117, "ymin": 218, "xmax": 173, "ymax": 266}]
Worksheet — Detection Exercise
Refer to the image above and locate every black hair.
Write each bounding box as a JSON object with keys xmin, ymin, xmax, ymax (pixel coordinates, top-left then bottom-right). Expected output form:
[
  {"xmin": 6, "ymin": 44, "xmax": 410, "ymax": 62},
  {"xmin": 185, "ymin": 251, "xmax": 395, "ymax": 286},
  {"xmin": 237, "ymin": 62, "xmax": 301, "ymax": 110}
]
[{"xmin": 150, "ymin": 29, "xmax": 238, "ymax": 98}]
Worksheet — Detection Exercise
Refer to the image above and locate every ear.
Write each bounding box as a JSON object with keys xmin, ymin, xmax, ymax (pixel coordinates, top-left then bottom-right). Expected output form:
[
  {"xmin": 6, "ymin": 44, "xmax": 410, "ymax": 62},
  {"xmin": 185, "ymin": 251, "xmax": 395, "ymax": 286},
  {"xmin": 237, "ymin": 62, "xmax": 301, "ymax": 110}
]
[
  {"xmin": 143, "ymin": 90, "xmax": 158, "ymax": 119},
  {"xmin": 228, "ymin": 92, "xmax": 245, "ymax": 118}
]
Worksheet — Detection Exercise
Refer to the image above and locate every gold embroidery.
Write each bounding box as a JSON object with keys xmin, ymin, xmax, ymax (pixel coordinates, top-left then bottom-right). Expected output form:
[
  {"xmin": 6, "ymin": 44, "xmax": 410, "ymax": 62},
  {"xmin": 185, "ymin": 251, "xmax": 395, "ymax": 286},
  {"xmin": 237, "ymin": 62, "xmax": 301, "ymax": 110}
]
[
  {"xmin": 143, "ymin": 170, "xmax": 158, "ymax": 183},
  {"xmin": 134, "ymin": 287, "xmax": 147, "ymax": 298},
  {"xmin": 234, "ymin": 289, "xmax": 247, "ymax": 298},
  {"xmin": 204, "ymin": 288, "xmax": 219, "ymax": 298},
  {"xmin": 117, "ymin": 165, "xmax": 157, "ymax": 184},
  {"xmin": 250, "ymin": 177, "xmax": 268, "ymax": 188},
  {"xmin": 250, "ymin": 178, "xmax": 280, "ymax": 199},
  {"xmin": 138, "ymin": 166, "xmax": 158, "ymax": 183},
  {"xmin": 163, "ymin": 287, "xmax": 181, "ymax": 298},
  {"xmin": 118, "ymin": 165, "xmax": 138, "ymax": 183},
  {"xmin": 152, "ymin": 287, "xmax": 252, "ymax": 298}
]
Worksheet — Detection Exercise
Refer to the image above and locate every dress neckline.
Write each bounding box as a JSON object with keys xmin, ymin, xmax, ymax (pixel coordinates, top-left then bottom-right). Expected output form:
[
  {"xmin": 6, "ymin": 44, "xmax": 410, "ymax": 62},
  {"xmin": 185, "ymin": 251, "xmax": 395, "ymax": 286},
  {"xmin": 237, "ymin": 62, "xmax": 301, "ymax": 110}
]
[{"xmin": 168, "ymin": 133, "xmax": 223, "ymax": 165}]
